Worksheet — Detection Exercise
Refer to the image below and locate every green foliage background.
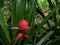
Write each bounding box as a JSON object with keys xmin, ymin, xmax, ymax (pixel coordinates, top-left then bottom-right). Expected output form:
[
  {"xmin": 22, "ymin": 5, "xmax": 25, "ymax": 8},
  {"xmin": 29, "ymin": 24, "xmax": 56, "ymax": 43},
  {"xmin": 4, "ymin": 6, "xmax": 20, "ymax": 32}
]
[{"xmin": 0, "ymin": 0, "xmax": 60, "ymax": 45}]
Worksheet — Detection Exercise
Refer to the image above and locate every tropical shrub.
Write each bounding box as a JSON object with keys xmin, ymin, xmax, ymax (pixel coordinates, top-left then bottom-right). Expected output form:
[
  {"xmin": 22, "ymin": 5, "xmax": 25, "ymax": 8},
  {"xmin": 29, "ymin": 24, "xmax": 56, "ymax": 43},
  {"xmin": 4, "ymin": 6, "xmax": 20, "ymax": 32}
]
[{"xmin": 0, "ymin": 0, "xmax": 60, "ymax": 45}]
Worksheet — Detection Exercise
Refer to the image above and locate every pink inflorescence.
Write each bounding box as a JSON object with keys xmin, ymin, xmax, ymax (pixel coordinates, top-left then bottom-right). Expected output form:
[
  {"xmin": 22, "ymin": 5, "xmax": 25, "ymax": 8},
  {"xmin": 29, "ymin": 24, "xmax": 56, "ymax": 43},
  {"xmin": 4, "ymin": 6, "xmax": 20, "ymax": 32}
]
[
  {"xmin": 15, "ymin": 20, "xmax": 29, "ymax": 41},
  {"xmin": 18, "ymin": 20, "xmax": 29, "ymax": 32},
  {"xmin": 16, "ymin": 33, "xmax": 23, "ymax": 41}
]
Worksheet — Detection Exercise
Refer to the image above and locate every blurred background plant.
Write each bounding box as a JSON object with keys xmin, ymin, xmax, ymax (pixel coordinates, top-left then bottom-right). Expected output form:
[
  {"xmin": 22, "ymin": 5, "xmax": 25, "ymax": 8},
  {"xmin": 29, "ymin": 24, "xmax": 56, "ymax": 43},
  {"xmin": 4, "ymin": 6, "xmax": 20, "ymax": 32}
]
[
  {"xmin": 0, "ymin": 0, "xmax": 60, "ymax": 45},
  {"xmin": 37, "ymin": 0, "xmax": 49, "ymax": 11}
]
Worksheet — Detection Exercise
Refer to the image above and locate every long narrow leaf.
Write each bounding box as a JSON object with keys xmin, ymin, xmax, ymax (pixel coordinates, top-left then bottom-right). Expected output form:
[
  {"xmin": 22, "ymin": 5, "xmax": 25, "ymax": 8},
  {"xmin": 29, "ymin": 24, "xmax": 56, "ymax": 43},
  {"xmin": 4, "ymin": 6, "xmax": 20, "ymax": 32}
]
[
  {"xmin": 37, "ymin": 30, "xmax": 54, "ymax": 45},
  {"xmin": 16, "ymin": 0, "xmax": 26, "ymax": 20},
  {"xmin": 0, "ymin": 10, "xmax": 11, "ymax": 44},
  {"xmin": 0, "ymin": 38, "xmax": 4, "ymax": 45},
  {"xmin": 11, "ymin": 0, "xmax": 18, "ymax": 39}
]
